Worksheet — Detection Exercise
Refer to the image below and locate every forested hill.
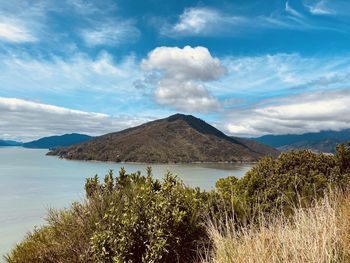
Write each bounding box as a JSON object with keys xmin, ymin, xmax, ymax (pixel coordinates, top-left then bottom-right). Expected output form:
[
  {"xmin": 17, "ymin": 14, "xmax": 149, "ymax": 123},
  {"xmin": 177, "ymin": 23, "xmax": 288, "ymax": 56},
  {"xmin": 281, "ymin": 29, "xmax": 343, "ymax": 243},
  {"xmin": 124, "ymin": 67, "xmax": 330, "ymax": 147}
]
[{"xmin": 48, "ymin": 114, "xmax": 279, "ymax": 163}]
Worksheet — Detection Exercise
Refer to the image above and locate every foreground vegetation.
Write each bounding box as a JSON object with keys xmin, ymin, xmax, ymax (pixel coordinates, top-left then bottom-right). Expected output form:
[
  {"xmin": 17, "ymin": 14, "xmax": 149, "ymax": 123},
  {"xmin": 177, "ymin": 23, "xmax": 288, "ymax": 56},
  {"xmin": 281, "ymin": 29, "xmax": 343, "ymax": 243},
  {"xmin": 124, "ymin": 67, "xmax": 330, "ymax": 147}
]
[
  {"xmin": 6, "ymin": 144, "xmax": 350, "ymax": 263},
  {"xmin": 205, "ymin": 192, "xmax": 350, "ymax": 263}
]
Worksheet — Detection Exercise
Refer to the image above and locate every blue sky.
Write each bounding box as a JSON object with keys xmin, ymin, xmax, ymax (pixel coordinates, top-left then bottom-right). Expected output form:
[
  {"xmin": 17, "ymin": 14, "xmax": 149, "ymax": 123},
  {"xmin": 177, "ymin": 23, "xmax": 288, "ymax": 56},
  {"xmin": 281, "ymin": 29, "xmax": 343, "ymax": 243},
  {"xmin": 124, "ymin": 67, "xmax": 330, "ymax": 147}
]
[{"xmin": 1, "ymin": 0, "xmax": 350, "ymax": 141}]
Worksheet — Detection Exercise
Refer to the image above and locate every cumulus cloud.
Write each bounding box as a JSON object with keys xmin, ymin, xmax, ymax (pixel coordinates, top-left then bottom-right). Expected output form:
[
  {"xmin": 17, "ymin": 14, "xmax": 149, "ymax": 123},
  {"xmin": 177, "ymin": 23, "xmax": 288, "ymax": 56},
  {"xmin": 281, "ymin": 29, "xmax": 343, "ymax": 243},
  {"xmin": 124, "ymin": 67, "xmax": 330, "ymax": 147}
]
[
  {"xmin": 141, "ymin": 46, "xmax": 227, "ymax": 112},
  {"xmin": 226, "ymin": 89, "xmax": 350, "ymax": 137},
  {"xmin": 80, "ymin": 20, "xmax": 140, "ymax": 47},
  {"xmin": 0, "ymin": 97, "xmax": 149, "ymax": 141},
  {"xmin": 142, "ymin": 46, "xmax": 227, "ymax": 81}
]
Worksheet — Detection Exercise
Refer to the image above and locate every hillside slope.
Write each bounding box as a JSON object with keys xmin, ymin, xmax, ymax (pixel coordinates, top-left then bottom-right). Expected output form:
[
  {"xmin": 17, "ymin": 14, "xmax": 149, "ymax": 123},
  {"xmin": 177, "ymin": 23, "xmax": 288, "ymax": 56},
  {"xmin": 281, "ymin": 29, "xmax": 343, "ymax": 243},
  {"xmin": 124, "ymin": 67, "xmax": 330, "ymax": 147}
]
[
  {"xmin": 233, "ymin": 137, "xmax": 280, "ymax": 156},
  {"xmin": 49, "ymin": 114, "xmax": 278, "ymax": 163}
]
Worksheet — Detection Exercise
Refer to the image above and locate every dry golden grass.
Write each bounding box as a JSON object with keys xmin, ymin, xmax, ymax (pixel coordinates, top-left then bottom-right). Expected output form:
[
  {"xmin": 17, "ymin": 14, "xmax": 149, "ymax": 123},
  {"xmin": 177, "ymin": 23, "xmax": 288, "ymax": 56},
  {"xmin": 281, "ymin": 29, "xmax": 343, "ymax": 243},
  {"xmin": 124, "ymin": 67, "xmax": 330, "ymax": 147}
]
[{"xmin": 203, "ymin": 193, "xmax": 350, "ymax": 263}]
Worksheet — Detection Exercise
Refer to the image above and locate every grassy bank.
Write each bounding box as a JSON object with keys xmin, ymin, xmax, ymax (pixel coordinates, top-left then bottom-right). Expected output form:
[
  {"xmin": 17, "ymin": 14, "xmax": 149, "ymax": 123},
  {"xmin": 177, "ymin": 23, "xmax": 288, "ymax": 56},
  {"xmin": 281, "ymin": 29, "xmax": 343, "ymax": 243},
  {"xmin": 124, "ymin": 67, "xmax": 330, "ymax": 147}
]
[{"xmin": 204, "ymin": 192, "xmax": 350, "ymax": 263}]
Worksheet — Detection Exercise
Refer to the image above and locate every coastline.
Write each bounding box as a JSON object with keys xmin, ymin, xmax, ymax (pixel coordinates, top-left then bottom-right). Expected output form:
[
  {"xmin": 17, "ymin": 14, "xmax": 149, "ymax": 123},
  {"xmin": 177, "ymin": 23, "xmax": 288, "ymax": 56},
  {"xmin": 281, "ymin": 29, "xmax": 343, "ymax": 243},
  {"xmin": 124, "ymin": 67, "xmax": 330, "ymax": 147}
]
[{"xmin": 47, "ymin": 153, "xmax": 258, "ymax": 165}]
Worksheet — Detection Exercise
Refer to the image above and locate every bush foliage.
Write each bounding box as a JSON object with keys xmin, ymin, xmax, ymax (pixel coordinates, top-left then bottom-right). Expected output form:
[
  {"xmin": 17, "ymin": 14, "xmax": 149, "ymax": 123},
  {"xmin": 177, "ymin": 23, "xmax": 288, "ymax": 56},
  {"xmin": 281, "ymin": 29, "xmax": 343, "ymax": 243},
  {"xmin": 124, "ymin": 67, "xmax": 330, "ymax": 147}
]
[
  {"xmin": 6, "ymin": 168, "xmax": 210, "ymax": 263},
  {"xmin": 215, "ymin": 144, "xmax": 350, "ymax": 221},
  {"xmin": 6, "ymin": 143, "xmax": 350, "ymax": 263}
]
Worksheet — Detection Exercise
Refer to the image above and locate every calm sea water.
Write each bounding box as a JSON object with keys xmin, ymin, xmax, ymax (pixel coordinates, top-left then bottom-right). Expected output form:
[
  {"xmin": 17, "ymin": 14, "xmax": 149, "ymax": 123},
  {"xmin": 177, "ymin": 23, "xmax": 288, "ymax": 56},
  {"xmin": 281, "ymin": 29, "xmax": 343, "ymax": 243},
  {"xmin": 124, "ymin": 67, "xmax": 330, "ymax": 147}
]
[{"xmin": 0, "ymin": 147, "xmax": 252, "ymax": 260}]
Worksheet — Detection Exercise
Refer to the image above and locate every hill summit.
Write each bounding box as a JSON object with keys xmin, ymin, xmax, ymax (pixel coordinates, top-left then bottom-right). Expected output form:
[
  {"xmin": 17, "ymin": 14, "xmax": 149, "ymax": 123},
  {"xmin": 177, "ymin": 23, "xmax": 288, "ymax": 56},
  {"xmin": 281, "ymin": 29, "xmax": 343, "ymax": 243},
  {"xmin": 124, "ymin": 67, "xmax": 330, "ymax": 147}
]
[{"xmin": 48, "ymin": 114, "xmax": 278, "ymax": 163}]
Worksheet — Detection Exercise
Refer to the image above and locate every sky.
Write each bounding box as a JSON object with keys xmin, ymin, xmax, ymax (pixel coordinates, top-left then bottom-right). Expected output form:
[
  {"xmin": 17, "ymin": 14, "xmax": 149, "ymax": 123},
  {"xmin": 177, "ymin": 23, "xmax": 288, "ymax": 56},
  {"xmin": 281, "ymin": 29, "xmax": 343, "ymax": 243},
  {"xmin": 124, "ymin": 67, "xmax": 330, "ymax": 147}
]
[{"xmin": 1, "ymin": 0, "xmax": 350, "ymax": 141}]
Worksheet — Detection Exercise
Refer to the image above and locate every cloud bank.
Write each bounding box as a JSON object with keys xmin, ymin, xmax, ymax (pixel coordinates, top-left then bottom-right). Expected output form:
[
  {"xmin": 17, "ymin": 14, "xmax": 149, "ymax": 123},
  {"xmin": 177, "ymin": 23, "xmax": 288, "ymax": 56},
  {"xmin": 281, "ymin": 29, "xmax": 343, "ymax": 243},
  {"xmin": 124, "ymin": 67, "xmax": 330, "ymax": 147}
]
[
  {"xmin": 226, "ymin": 89, "xmax": 350, "ymax": 137},
  {"xmin": 0, "ymin": 97, "xmax": 148, "ymax": 141}
]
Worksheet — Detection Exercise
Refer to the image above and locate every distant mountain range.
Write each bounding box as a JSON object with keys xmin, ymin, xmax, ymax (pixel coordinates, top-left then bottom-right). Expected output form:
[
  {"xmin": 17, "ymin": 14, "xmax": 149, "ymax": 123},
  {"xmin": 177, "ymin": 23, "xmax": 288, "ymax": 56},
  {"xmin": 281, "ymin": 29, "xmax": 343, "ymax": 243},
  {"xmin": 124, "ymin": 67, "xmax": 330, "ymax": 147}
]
[
  {"xmin": 0, "ymin": 140, "xmax": 22, "ymax": 146},
  {"xmin": 252, "ymin": 129, "xmax": 350, "ymax": 153},
  {"xmin": 49, "ymin": 114, "xmax": 279, "ymax": 163},
  {"xmin": 0, "ymin": 134, "xmax": 92, "ymax": 149},
  {"xmin": 22, "ymin": 133, "xmax": 93, "ymax": 149}
]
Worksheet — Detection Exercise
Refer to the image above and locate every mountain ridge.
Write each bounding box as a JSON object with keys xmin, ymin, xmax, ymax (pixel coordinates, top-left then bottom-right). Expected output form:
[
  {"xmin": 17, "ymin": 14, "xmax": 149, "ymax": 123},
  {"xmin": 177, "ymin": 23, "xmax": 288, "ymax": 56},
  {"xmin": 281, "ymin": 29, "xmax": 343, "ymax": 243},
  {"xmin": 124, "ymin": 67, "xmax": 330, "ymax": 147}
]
[
  {"xmin": 0, "ymin": 140, "xmax": 22, "ymax": 146},
  {"xmin": 49, "ymin": 114, "xmax": 279, "ymax": 163},
  {"xmin": 252, "ymin": 129, "xmax": 350, "ymax": 153},
  {"xmin": 23, "ymin": 133, "xmax": 92, "ymax": 149}
]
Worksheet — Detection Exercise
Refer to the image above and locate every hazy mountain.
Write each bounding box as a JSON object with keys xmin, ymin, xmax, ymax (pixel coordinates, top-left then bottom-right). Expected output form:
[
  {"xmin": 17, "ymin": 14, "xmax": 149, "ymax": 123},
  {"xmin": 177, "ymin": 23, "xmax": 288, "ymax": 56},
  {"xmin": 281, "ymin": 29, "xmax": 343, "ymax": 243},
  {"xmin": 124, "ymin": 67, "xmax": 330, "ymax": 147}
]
[
  {"xmin": 253, "ymin": 129, "xmax": 350, "ymax": 153},
  {"xmin": 23, "ymin": 133, "xmax": 93, "ymax": 149},
  {"xmin": 49, "ymin": 114, "xmax": 279, "ymax": 163},
  {"xmin": 0, "ymin": 140, "xmax": 22, "ymax": 146}
]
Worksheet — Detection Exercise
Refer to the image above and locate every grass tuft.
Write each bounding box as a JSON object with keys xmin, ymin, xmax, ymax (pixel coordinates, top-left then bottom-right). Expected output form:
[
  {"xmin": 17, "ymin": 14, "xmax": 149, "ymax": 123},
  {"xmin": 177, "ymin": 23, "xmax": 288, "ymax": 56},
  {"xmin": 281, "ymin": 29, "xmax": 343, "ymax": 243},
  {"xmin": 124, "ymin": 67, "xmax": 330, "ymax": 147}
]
[{"xmin": 204, "ymin": 192, "xmax": 350, "ymax": 263}]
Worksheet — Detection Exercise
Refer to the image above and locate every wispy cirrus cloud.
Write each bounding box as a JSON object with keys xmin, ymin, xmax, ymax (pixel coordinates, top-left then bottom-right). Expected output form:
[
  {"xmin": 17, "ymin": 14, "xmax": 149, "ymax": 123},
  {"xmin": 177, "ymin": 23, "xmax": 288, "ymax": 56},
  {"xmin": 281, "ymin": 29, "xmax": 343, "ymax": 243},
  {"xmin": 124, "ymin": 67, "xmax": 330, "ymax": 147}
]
[
  {"xmin": 0, "ymin": 0, "xmax": 141, "ymax": 50},
  {"xmin": 0, "ymin": 1, "xmax": 48, "ymax": 44},
  {"xmin": 80, "ymin": 19, "xmax": 140, "ymax": 47},
  {"xmin": 303, "ymin": 0, "xmax": 350, "ymax": 17},
  {"xmin": 68, "ymin": 0, "xmax": 102, "ymax": 14},
  {"xmin": 0, "ymin": 51, "xmax": 139, "ymax": 94},
  {"xmin": 161, "ymin": 3, "xmax": 349, "ymax": 38},
  {"xmin": 285, "ymin": 2, "xmax": 304, "ymax": 18},
  {"xmin": 304, "ymin": 0, "xmax": 336, "ymax": 15},
  {"xmin": 0, "ymin": 20, "xmax": 37, "ymax": 43},
  {"xmin": 163, "ymin": 7, "xmax": 244, "ymax": 36},
  {"xmin": 216, "ymin": 53, "xmax": 350, "ymax": 97}
]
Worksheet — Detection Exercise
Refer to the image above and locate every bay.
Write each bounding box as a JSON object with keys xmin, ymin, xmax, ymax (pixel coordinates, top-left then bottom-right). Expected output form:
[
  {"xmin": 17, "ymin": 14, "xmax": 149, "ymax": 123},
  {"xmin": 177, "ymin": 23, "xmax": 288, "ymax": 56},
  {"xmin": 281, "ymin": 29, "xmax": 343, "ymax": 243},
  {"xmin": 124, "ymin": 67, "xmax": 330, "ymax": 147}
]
[{"xmin": 0, "ymin": 147, "xmax": 252, "ymax": 260}]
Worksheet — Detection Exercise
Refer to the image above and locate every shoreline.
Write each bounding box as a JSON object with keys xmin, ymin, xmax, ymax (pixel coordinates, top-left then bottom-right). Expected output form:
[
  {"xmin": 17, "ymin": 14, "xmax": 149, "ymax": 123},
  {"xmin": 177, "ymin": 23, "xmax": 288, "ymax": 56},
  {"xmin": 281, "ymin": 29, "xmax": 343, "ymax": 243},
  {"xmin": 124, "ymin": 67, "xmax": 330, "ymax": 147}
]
[{"xmin": 47, "ymin": 154, "xmax": 258, "ymax": 165}]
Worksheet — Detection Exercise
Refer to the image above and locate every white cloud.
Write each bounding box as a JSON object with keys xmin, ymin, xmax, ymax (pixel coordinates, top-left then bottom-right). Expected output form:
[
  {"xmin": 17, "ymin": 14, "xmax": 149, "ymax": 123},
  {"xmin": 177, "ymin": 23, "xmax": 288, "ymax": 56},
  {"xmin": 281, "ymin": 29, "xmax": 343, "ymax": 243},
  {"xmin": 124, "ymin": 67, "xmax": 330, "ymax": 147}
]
[
  {"xmin": 226, "ymin": 89, "xmax": 350, "ymax": 137},
  {"xmin": 215, "ymin": 53, "xmax": 350, "ymax": 97},
  {"xmin": 0, "ymin": 1, "xmax": 50, "ymax": 44},
  {"xmin": 162, "ymin": 7, "xmax": 244, "ymax": 37},
  {"xmin": 304, "ymin": 0, "xmax": 335, "ymax": 15},
  {"xmin": 163, "ymin": 4, "xmax": 345, "ymax": 37},
  {"xmin": 0, "ymin": 51, "xmax": 139, "ymax": 94},
  {"xmin": 0, "ymin": 97, "xmax": 149, "ymax": 141},
  {"xmin": 285, "ymin": 2, "xmax": 303, "ymax": 18},
  {"xmin": 80, "ymin": 20, "xmax": 140, "ymax": 47},
  {"xmin": 68, "ymin": 0, "xmax": 100, "ymax": 14},
  {"xmin": 171, "ymin": 7, "xmax": 242, "ymax": 35},
  {"xmin": 141, "ymin": 46, "xmax": 227, "ymax": 112},
  {"xmin": 0, "ymin": 0, "xmax": 136, "ymax": 48},
  {"xmin": 142, "ymin": 46, "xmax": 227, "ymax": 81},
  {"xmin": 154, "ymin": 79, "xmax": 220, "ymax": 112},
  {"xmin": 0, "ymin": 20, "xmax": 36, "ymax": 43}
]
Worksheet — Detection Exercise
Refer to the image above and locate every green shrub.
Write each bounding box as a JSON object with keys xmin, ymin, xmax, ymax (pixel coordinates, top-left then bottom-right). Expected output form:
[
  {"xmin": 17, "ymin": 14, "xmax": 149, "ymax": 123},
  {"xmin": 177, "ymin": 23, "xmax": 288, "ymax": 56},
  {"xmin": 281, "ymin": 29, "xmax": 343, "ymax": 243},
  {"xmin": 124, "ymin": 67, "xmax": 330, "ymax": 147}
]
[
  {"xmin": 87, "ymin": 168, "xmax": 209, "ymax": 263},
  {"xmin": 5, "ymin": 203, "xmax": 94, "ymax": 263},
  {"xmin": 216, "ymin": 145, "xmax": 350, "ymax": 217},
  {"xmin": 6, "ymin": 168, "xmax": 210, "ymax": 263}
]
